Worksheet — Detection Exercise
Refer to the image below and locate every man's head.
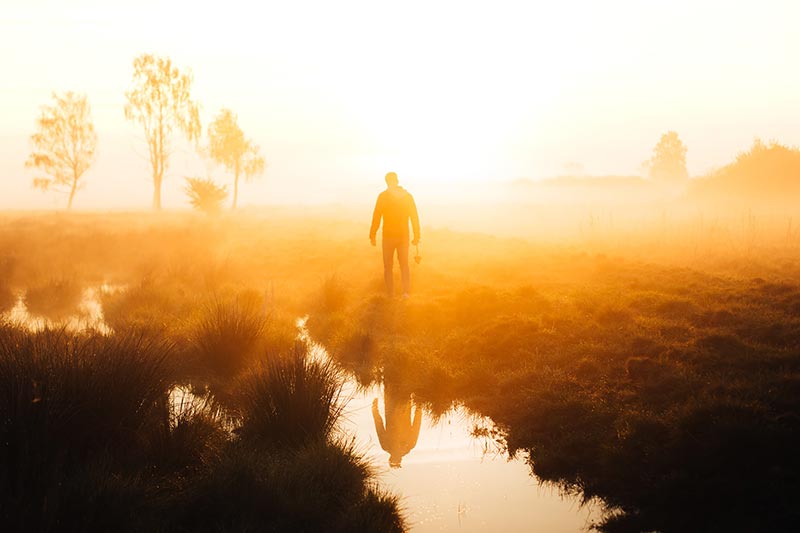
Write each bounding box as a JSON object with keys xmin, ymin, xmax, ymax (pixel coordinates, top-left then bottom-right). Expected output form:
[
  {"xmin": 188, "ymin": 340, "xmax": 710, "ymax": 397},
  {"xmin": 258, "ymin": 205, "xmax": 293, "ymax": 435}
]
[{"xmin": 385, "ymin": 172, "xmax": 399, "ymax": 187}]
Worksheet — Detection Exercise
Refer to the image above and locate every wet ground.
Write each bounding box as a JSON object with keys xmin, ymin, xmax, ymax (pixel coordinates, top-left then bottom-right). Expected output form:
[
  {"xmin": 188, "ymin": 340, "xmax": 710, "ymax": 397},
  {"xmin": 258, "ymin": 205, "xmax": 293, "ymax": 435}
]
[{"xmin": 2, "ymin": 293, "xmax": 599, "ymax": 532}]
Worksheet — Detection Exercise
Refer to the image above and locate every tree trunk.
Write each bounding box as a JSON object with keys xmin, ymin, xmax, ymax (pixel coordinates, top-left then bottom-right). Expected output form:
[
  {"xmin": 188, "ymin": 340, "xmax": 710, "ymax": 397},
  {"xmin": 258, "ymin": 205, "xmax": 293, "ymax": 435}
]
[
  {"xmin": 232, "ymin": 170, "xmax": 239, "ymax": 210},
  {"xmin": 153, "ymin": 174, "xmax": 162, "ymax": 210},
  {"xmin": 67, "ymin": 175, "xmax": 78, "ymax": 210}
]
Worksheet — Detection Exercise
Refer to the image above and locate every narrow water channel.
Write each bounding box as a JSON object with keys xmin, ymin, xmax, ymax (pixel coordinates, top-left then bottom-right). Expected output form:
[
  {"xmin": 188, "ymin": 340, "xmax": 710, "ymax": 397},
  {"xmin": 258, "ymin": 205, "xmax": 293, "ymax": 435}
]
[{"xmin": 303, "ymin": 319, "xmax": 599, "ymax": 532}]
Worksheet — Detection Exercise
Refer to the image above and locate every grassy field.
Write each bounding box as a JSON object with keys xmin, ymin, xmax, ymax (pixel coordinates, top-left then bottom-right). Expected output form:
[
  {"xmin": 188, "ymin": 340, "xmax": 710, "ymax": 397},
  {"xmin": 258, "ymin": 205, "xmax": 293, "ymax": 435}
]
[{"xmin": 1, "ymin": 210, "xmax": 799, "ymax": 532}]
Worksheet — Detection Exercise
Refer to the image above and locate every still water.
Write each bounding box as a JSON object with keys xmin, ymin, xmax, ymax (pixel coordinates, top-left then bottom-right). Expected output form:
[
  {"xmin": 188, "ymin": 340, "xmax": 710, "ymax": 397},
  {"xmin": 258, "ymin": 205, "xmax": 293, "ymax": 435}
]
[
  {"xmin": 302, "ymin": 320, "xmax": 599, "ymax": 532},
  {"xmin": 3, "ymin": 284, "xmax": 119, "ymax": 334},
  {"xmin": 339, "ymin": 381, "xmax": 598, "ymax": 532}
]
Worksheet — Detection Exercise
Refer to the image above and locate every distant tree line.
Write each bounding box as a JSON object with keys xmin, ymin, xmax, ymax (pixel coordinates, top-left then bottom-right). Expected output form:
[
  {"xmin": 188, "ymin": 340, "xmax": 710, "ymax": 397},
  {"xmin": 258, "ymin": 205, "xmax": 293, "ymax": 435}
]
[
  {"xmin": 25, "ymin": 55, "xmax": 799, "ymax": 210},
  {"xmin": 26, "ymin": 53, "xmax": 265, "ymax": 211}
]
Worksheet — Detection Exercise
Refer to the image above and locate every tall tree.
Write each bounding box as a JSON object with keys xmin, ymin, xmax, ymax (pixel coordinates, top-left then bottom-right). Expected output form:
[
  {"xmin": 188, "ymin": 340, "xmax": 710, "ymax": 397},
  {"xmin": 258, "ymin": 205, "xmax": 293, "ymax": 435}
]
[
  {"xmin": 207, "ymin": 108, "xmax": 265, "ymax": 209},
  {"xmin": 26, "ymin": 92, "xmax": 97, "ymax": 209},
  {"xmin": 648, "ymin": 131, "xmax": 689, "ymax": 183},
  {"xmin": 124, "ymin": 54, "xmax": 201, "ymax": 210}
]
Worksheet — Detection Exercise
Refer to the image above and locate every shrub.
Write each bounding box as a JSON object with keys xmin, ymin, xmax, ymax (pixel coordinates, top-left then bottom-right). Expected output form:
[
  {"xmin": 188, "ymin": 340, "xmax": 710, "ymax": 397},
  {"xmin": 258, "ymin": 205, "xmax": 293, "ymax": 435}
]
[
  {"xmin": 0, "ymin": 326, "xmax": 174, "ymax": 529},
  {"xmin": 236, "ymin": 344, "xmax": 346, "ymax": 449},
  {"xmin": 176, "ymin": 441, "xmax": 404, "ymax": 533},
  {"xmin": 185, "ymin": 177, "xmax": 228, "ymax": 215},
  {"xmin": 188, "ymin": 296, "xmax": 269, "ymax": 381}
]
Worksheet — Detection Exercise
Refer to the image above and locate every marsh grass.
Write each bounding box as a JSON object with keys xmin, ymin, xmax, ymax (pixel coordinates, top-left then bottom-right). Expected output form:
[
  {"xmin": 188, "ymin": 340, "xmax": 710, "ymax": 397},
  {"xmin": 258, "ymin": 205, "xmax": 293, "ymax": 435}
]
[
  {"xmin": 0, "ymin": 325, "xmax": 174, "ymax": 463},
  {"xmin": 310, "ymin": 260, "xmax": 800, "ymax": 532},
  {"xmin": 176, "ymin": 440, "xmax": 404, "ymax": 533},
  {"xmin": 0, "ymin": 324, "xmax": 175, "ymax": 530},
  {"xmin": 190, "ymin": 296, "xmax": 268, "ymax": 380},
  {"xmin": 23, "ymin": 278, "xmax": 83, "ymax": 320},
  {"xmin": 236, "ymin": 343, "xmax": 346, "ymax": 449},
  {"xmin": 101, "ymin": 277, "xmax": 197, "ymax": 333},
  {"xmin": 14, "ymin": 211, "xmax": 800, "ymax": 531},
  {"xmin": 0, "ymin": 319, "xmax": 403, "ymax": 532},
  {"xmin": 0, "ymin": 277, "xmax": 15, "ymax": 314}
]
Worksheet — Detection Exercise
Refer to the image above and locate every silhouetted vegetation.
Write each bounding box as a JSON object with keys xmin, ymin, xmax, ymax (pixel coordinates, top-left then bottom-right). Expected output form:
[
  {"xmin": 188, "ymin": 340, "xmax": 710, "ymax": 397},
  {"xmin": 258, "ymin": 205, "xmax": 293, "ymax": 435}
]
[
  {"xmin": 2, "ymin": 210, "xmax": 799, "ymax": 532},
  {"xmin": 0, "ymin": 223, "xmax": 405, "ymax": 532},
  {"xmin": 184, "ymin": 177, "xmax": 228, "ymax": 215},
  {"xmin": 236, "ymin": 345, "xmax": 346, "ymax": 449},
  {"xmin": 310, "ymin": 257, "xmax": 800, "ymax": 532},
  {"xmin": 690, "ymin": 140, "xmax": 800, "ymax": 209}
]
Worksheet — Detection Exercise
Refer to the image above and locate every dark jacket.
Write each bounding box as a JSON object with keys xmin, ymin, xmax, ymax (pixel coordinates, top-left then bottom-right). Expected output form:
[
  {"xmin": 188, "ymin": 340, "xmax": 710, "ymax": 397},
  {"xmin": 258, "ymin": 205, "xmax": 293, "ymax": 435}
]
[{"xmin": 369, "ymin": 186, "xmax": 420, "ymax": 243}]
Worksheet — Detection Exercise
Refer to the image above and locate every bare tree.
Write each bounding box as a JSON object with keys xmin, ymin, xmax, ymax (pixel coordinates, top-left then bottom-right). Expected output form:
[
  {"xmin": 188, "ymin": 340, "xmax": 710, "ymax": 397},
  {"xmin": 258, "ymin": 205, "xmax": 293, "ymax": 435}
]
[
  {"xmin": 26, "ymin": 92, "xmax": 97, "ymax": 209},
  {"xmin": 124, "ymin": 54, "xmax": 201, "ymax": 210},
  {"xmin": 207, "ymin": 108, "xmax": 265, "ymax": 209}
]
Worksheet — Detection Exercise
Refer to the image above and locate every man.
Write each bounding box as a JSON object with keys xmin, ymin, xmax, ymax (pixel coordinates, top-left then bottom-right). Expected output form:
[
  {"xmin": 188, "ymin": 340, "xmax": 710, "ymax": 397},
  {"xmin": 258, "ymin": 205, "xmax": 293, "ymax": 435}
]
[
  {"xmin": 369, "ymin": 172, "xmax": 420, "ymax": 297},
  {"xmin": 371, "ymin": 387, "xmax": 422, "ymax": 468}
]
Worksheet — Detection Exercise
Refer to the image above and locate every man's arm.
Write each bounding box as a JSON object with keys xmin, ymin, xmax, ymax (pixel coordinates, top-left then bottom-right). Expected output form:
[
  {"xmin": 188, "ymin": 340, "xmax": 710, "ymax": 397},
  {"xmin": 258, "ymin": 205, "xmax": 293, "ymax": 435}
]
[
  {"xmin": 409, "ymin": 195, "xmax": 420, "ymax": 245},
  {"xmin": 409, "ymin": 404, "xmax": 422, "ymax": 450},
  {"xmin": 369, "ymin": 194, "xmax": 383, "ymax": 245}
]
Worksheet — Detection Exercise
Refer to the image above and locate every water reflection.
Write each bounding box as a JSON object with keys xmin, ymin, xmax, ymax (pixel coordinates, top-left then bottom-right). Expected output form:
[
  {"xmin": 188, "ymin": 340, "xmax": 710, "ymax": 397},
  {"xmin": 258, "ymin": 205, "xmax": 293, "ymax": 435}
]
[
  {"xmin": 296, "ymin": 315, "xmax": 597, "ymax": 530},
  {"xmin": 371, "ymin": 382, "xmax": 422, "ymax": 468},
  {"xmin": 1, "ymin": 285, "xmax": 120, "ymax": 334}
]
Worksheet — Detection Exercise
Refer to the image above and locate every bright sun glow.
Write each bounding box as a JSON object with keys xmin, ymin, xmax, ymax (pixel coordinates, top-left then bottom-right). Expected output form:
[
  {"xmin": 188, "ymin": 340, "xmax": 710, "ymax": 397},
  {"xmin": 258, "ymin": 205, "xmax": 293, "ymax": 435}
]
[{"xmin": 2, "ymin": 0, "xmax": 800, "ymax": 207}]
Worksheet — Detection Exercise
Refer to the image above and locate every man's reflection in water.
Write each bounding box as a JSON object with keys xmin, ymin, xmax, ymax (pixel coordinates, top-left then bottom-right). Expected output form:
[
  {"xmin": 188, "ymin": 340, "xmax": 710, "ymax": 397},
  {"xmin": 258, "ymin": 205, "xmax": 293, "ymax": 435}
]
[{"xmin": 371, "ymin": 383, "xmax": 422, "ymax": 468}]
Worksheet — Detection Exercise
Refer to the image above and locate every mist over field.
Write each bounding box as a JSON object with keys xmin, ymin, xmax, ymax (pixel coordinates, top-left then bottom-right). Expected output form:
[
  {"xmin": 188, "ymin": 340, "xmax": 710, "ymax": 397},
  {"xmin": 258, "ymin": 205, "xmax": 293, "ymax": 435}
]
[{"xmin": 3, "ymin": 1, "xmax": 800, "ymax": 532}]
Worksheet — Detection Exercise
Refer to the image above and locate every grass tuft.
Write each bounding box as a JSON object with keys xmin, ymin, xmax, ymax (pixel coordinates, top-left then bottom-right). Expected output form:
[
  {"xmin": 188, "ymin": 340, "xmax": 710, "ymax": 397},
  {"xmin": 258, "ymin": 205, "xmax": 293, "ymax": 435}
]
[
  {"xmin": 236, "ymin": 344, "xmax": 346, "ymax": 449},
  {"xmin": 189, "ymin": 295, "xmax": 268, "ymax": 380}
]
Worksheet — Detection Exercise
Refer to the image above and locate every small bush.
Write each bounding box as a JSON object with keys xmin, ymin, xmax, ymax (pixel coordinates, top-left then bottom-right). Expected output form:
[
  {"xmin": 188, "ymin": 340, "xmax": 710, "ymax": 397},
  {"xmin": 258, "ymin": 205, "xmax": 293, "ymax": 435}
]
[
  {"xmin": 185, "ymin": 177, "xmax": 228, "ymax": 215},
  {"xmin": 189, "ymin": 296, "xmax": 269, "ymax": 380},
  {"xmin": 236, "ymin": 344, "xmax": 346, "ymax": 449},
  {"xmin": 176, "ymin": 441, "xmax": 404, "ymax": 533}
]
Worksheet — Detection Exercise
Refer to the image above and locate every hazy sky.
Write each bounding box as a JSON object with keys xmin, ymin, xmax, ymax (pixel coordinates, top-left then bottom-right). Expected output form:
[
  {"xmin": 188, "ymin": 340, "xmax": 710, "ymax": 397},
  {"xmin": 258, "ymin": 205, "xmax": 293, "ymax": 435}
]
[{"xmin": 2, "ymin": 0, "xmax": 799, "ymax": 209}]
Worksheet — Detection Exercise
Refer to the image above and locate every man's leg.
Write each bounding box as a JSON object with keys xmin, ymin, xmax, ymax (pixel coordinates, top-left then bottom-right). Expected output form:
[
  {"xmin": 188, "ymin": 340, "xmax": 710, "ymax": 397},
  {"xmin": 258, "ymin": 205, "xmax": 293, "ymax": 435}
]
[
  {"xmin": 397, "ymin": 239, "xmax": 410, "ymax": 295},
  {"xmin": 382, "ymin": 238, "xmax": 395, "ymax": 296}
]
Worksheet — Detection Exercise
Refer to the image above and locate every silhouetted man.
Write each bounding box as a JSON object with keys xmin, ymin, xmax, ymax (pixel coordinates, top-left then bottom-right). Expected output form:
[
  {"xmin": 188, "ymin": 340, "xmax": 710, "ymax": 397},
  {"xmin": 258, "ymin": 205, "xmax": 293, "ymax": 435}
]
[
  {"xmin": 369, "ymin": 172, "xmax": 420, "ymax": 297},
  {"xmin": 371, "ymin": 389, "xmax": 422, "ymax": 468}
]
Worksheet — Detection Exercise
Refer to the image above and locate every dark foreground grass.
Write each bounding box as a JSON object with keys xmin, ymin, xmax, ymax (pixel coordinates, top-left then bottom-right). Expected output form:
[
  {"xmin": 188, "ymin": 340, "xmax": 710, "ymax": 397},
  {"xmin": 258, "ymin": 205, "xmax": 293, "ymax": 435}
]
[
  {"xmin": 7, "ymin": 211, "xmax": 798, "ymax": 532},
  {"xmin": 0, "ymin": 319, "xmax": 404, "ymax": 532},
  {"xmin": 236, "ymin": 344, "xmax": 346, "ymax": 449},
  {"xmin": 176, "ymin": 440, "xmax": 404, "ymax": 533},
  {"xmin": 309, "ymin": 260, "xmax": 800, "ymax": 532},
  {"xmin": 0, "ymin": 324, "xmax": 175, "ymax": 531}
]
